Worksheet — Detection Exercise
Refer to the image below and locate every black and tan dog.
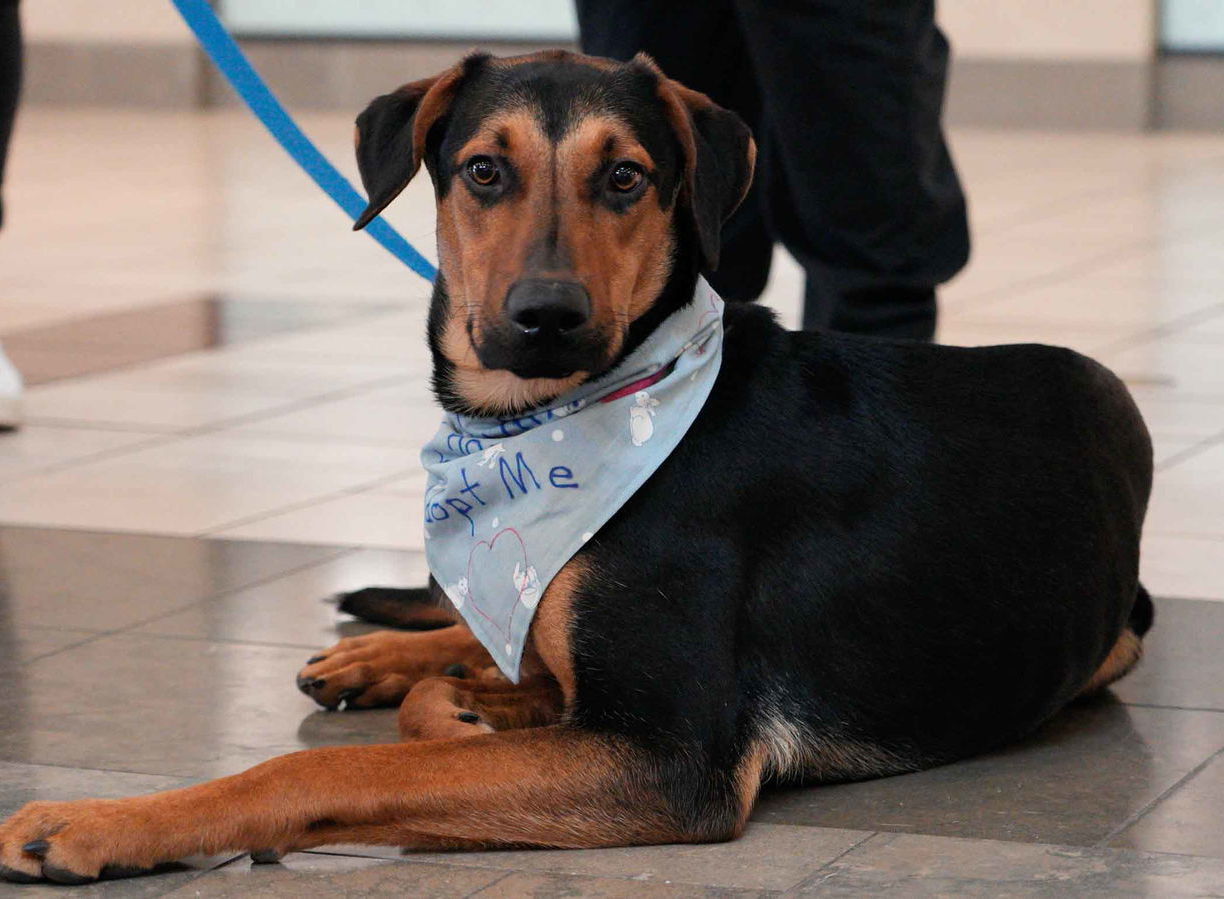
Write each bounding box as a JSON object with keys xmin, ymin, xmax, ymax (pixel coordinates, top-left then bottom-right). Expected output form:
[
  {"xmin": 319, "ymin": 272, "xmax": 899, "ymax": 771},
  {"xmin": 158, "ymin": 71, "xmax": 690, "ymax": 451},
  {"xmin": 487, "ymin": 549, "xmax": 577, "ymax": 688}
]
[{"xmin": 0, "ymin": 50, "xmax": 1152, "ymax": 885}]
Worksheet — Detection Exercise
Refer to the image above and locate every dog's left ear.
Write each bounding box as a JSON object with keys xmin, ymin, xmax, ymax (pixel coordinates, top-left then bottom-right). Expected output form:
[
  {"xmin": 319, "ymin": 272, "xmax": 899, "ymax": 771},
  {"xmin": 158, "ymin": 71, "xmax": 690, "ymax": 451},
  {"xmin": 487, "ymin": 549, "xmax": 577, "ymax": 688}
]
[
  {"xmin": 642, "ymin": 55, "xmax": 756, "ymax": 271},
  {"xmin": 351, "ymin": 61, "xmax": 469, "ymax": 231}
]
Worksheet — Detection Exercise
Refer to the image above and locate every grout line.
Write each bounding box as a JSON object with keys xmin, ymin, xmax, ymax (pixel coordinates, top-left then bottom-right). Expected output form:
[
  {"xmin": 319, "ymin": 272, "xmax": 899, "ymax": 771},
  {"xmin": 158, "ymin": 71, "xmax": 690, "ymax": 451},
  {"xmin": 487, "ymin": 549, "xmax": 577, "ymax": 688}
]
[
  {"xmin": 94, "ymin": 628, "xmax": 381, "ymax": 653},
  {"xmin": 15, "ymin": 545, "xmax": 359, "ymax": 662},
  {"xmin": 101, "ymin": 546, "xmax": 360, "ymax": 639},
  {"xmin": 0, "ymin": 371, "xmax": 415, "ymax": 489},
  {"xmin": 1156, "ymin": 427, "xmax": 1224, "ymax": 472},
  {"xmin": 1, "ymin": 419, "xmax": 179, "ymax": 435},
  {"xmin": 785, "ymin": 830, "xmax": 881, "ymax": 892},
  {"xmin": 1, "ymin": 301, "xmax": 408, "ymax": 384},
  {"xmin": 0, "ymin": 756, "xmax": 202, "ymax": 784},
  {"xmin": 1120, "ymin": 702, "xmax": 1224, "ymax": 715},
  {"xmin": 168, "ymin": 373, "xmax": 415, "ymax": 437},
  {"xmin": 0, "ymin": 431, "xmax": 183, "ymax": 486},
  {"xmin": 303, "ymin": 848, "xmax": 400, "ymax": 861},
  {"xmin": 19, "ymin": 630, "xmax": 120, "ymax": 666},
  {"xmin": 10, "ymin": 417, "xmax": 183, "ymax": 435},
  {"xmin": 201, "ymin": 854, "xmax": 251, "ymax": 875},
  {"xmin": 464, "ymin": 870, "xmax": 517, "ymax": 897},
  {"xmin": 946, "ymin": 203, "xmax": 1224, "ymax": 311},
  {"xmin": 1094, "ymin": 745, "xmax": 1224, "ymax": 848},
  {"xmin": 960, "ymin": 142, "xmax": 1224, "ymax": 240},
  {"xmin": 1093, "ymin": 303, "xmax": 1224, "ymax": 358},
  {"xmin": 1132, "ymin": 390, "xmax": 1224, "ymax": 405},
  {"xmin": 197, "ymin": 467, "xmax": 422, "ymax": 538},
  {"xmin": 1144, "ymin": 529, "xmax": 1224, "ymax": 543}
]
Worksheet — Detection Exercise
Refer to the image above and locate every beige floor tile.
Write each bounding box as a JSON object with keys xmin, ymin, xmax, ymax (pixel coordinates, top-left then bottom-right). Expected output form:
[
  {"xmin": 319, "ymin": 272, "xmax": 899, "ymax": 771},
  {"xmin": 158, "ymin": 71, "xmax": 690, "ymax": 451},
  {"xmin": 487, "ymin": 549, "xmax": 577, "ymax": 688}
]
[
  {"xmin": 1079, "ymin": 247, "xmax": 1224, "ymax": 290},
  {"xmin": 1152, "ymin": 435, "xmax": 1204, "ymax": 468},
  {"xmin": 406, "ymin": 822, "xmax": 868, "ymax": 891},
  {"xmin": 1127, "ymin": 387, "xmax": 1224, "ymax": 440},
  {"xmin": 1103, "ymin": 337, "xmax": 1224, "ymax": 397},
  {"xmin": 0, "ymin": 425, "xmax": 162, "ymax": 482},
  {"xmin": 211, "ymin": 487, "xmax": 425, "ymax": 549},
  {"xmin": 1141, "ymin": 534, "xmax": 1224, "ymax": 601},
  {"xmin": 24, "ymin": 352, "xmax": 406, "ymax": 430},
  {"xmin": 0, "ymin": 433, "xmax": 416, "ymax": 535},
  {"xmin": 1175, "ymin": 306, "xmax": 1224, "ymax": 340},
  {"xmin": 1144, "ymin": 442, "xmax": 1224, "ymax": 539},
  {"xmin": 221, "ymin": 314, "xmax": 432, "ymax": 371},
  {"xmin": 947, "ymin": 278, "xmax": 1222, "ymax": 330},
  {"xmin": 232, "ymin": 381, "xmax": 440, "ymax": 446}
]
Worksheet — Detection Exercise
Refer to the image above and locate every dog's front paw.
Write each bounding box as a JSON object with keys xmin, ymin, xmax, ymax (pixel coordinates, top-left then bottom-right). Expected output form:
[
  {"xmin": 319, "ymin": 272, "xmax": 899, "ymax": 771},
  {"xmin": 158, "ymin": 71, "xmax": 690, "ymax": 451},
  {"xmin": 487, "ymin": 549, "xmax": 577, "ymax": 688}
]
[
  {"xmin": 297, "ymin": 631, "xmax": 424, "ymax": 710},
  {"xmin": 0, "ymin": 798, "xmax": 162, "ymax": 885}
]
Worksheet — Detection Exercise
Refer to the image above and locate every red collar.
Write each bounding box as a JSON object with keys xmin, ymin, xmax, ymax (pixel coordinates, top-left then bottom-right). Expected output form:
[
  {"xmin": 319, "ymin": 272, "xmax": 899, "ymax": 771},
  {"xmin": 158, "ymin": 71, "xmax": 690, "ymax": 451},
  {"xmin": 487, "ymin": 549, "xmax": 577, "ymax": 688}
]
[{"xmin": 598, "ymin": 361, "xmax": 675, "ymax": 404}]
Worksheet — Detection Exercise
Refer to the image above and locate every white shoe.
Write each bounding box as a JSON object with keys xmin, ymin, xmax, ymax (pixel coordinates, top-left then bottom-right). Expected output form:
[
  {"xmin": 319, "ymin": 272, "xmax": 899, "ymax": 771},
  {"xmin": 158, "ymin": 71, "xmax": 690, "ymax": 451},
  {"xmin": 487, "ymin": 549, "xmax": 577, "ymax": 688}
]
[{"xmin": 0, "ymin": 342, "xmax": 22, "ymax": 430}]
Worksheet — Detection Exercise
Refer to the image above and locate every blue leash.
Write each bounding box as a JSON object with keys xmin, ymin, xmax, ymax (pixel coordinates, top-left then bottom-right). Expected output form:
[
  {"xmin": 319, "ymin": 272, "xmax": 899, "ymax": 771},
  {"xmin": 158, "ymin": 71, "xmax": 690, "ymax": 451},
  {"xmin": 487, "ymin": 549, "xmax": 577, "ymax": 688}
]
[{"xmin": 170, "ymin": 0, "xmax": 437, "ymax": 283}]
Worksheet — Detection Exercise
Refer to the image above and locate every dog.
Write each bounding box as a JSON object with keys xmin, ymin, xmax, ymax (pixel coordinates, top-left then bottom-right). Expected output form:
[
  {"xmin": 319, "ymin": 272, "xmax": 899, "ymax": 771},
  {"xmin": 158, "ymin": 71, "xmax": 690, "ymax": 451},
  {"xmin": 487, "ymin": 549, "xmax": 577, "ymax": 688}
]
[{"xmin": 0, "ymin": 49, "xmax": 1153, "ymax": 885}]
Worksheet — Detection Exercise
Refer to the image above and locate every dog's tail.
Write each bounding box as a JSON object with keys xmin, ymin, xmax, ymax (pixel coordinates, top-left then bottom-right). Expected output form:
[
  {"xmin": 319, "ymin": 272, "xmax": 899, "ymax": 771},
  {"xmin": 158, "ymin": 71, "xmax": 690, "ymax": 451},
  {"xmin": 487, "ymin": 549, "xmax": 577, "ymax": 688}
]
[
  {"xmin": 1129, "ymin": 581, "xmax": 1155, "ymax": 638},
  {"xmin": 334, "ymin": 586, "xmax": 456, "ymax": 630}
]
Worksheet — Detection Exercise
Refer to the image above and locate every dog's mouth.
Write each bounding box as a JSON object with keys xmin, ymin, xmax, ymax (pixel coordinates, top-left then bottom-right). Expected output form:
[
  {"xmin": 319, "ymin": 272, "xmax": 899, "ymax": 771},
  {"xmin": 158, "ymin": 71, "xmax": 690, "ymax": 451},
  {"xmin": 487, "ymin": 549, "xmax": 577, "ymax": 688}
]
[{"xmin": 472, "ymin": 321, "xmax": 614, "ymax": 382}]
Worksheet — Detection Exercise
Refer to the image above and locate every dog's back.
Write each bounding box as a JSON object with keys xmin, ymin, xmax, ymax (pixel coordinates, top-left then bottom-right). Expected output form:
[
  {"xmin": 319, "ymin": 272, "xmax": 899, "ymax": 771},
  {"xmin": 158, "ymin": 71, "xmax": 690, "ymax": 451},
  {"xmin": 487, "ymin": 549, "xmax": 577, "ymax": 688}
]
[{"xmin": 576, "ymin": 302, "xmax": 1153, "ymax": 779}]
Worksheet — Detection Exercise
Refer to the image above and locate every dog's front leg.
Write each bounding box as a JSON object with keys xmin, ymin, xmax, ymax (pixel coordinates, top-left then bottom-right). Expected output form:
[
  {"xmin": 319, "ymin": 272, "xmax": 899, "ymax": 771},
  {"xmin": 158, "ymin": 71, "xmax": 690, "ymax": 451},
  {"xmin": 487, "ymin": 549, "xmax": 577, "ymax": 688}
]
[{"xmin": 0, "ymin": 726, "xmax": 714, "ymax": 885}]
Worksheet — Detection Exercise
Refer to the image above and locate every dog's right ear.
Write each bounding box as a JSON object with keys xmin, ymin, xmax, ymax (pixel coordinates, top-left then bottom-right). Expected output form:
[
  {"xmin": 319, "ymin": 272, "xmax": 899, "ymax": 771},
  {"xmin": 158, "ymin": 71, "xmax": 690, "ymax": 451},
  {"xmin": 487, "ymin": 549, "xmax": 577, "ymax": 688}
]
[{"xmin": 352, "ymin": 61, "xmax": 471, "ymax": 231}]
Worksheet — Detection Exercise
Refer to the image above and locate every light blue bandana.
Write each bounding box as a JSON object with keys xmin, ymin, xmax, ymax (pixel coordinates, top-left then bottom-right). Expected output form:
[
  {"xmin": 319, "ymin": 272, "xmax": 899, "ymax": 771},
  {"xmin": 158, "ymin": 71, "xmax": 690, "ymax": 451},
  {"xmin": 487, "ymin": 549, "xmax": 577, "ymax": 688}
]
[{"xmin": 422, "ymin": 277, "xmax": 725, "ymax": 680}]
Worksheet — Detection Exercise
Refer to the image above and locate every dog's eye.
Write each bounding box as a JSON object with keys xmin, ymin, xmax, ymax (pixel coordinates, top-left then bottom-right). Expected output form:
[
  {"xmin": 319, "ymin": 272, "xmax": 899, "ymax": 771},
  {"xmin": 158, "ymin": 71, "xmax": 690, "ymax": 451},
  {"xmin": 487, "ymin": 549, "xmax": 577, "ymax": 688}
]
[
  {"xmin": 466, "ymin": 157, "xmax": 500, "ymax": 186},
  {"xmin": 608, "ymin": 163, "xmax": 644, "ymax": 193}
]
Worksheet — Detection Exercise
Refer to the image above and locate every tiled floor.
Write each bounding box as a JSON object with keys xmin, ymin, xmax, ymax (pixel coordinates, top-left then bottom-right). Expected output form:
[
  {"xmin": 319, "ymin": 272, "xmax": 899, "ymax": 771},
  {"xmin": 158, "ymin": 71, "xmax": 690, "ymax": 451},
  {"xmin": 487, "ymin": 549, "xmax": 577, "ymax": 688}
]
[{"xmin": 0, "ymin": 105, "xmax": 1223, "ymax": 895}]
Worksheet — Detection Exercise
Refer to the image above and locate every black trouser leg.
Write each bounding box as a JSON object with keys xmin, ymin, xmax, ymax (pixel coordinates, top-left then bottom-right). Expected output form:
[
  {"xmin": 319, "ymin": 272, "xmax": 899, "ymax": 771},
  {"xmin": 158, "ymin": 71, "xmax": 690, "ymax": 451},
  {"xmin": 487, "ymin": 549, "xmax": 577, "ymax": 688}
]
[
  {"xmin": 0, "ymin": 1, "xmax": 21, "ymax": 230},
  {"xmin": 732, "ymin": 0, "xmax": 968, "ymax": 339},
  {"xmin": 574, "ymin": 0, "xmax": 774, "ymax": 302}
]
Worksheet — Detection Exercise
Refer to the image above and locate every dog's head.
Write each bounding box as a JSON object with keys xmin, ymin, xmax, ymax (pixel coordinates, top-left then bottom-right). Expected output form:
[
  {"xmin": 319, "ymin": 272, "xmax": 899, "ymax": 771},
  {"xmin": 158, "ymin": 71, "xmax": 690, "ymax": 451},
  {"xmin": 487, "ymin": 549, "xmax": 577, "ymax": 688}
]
[{"xmin": 353, "ymin": 50, "xmax": 754, "ymax": 415}]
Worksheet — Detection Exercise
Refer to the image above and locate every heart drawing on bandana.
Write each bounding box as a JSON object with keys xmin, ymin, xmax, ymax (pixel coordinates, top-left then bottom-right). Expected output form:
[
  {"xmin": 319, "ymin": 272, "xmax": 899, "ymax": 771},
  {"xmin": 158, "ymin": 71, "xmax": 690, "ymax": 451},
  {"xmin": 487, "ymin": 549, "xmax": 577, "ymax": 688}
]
[{"xmin": 463, "ymin": 527, "xmax": 532, "ymax": 640}]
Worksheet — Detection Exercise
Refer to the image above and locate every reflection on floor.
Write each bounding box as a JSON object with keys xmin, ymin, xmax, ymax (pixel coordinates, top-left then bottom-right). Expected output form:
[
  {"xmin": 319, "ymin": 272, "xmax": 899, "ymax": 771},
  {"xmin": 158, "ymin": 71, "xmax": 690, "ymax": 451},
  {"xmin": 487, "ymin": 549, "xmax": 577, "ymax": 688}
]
[
  {"xmin": 3, "ymin": 296, "xmax": 398, "ymax": 386},
  {"xmin": 1, "ymin": 107, "xmax": 1223, "ymax": 894}
]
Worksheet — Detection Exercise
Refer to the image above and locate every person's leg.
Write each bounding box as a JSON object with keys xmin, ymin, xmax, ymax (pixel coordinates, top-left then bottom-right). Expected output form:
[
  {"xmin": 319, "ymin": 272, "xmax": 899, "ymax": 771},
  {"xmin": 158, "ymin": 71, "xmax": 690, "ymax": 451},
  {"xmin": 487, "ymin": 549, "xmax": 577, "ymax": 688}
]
[
  {"xmin": 0, "ymin": 0, "xmax": 23, "ymax": 428},
  {"xmin": 0, "ymin": 0, "xmax": 21, "ymax": 230},
  {"xmin": 734, "ymin": 0, "xmax": 969, "ymax": 339},
  {"xmin": 575, "ymin": 0, "xmax": 774, "ymax": 302}
]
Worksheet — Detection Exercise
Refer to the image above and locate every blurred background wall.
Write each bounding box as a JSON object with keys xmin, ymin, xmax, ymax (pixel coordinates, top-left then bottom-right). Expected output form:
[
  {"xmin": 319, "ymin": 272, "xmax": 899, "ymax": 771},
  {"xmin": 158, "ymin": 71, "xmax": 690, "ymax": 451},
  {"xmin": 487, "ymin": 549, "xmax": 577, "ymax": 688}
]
[{"xmin": 16, "ymin": 0, "xmax": 1224, "ymax": 130}]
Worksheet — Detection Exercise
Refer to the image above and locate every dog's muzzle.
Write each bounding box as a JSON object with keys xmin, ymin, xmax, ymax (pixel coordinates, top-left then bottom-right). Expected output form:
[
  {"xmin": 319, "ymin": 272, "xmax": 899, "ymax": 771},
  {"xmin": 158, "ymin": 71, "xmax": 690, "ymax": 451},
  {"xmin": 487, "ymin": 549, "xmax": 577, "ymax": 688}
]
[{"xmin": 476, "ymin": 279, "xmax": 605, "ymax": 379}]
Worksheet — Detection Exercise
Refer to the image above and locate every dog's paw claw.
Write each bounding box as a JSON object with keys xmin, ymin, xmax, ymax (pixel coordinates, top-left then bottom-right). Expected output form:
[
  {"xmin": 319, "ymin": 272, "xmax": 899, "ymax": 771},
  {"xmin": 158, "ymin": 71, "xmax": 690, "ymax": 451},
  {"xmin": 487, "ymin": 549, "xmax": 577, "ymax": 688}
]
[
  {"xmin": 249, "ymin": 848, "xmax": 283, "ymax": 865},
  {"xmin": 0, "ymin": 864, "xmax": 41, "ymax": 884},
  {"xmin": 21, "ymin": 839, "xmax": 49, "ymax": 857},
  {"xmin": 297, "ymin": 676, "xmax": 327, "ymax": 697},
  {"xmin": 100, "ymin": 864, "xmax": 152, "ymax": 880},
  {"xmin": 43, "ymin": 864, "xmax": 97, "ymax": 885}
]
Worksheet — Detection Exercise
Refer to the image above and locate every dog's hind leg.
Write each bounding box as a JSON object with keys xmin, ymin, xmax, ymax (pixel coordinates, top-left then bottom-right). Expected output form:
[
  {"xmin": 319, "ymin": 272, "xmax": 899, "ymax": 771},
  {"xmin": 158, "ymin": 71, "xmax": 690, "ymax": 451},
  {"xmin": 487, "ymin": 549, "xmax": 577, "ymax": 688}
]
[
  {"xmin": 1078, "ymin": 627, "xmax": 1144, "ymax": 697},
  {"xmin": 1078, "ymin": 584, "xmax": 1154, "ymax": 698},
  {"xmin": 0, "ymin": 728, "xmax": 757, "ymax": 882},
  {"xmin": 397, "ymin": 674, "xmax": 564, "ymax": 740},
  {"xmin": 297, "ymin": 625, "xmax": 494, "ymax": 710}
]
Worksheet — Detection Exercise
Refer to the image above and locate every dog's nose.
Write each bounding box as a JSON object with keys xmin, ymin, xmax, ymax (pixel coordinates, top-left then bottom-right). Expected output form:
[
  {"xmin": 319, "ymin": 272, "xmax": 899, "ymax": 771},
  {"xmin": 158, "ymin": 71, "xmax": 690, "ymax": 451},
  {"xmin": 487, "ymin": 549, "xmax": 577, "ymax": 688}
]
[{"xmin": 505, "ymin": 279, "xmax": 591, "ymax": 337}]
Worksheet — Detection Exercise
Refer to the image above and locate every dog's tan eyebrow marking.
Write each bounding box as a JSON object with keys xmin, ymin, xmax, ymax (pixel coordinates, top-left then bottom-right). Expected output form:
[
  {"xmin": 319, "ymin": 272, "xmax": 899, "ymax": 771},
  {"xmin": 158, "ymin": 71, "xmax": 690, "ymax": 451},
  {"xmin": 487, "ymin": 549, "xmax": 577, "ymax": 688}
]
[
  {"xmin": 568, "ymin": 117, "xmax": 654, "ymax": 172},
  {"xmin": 457, "ymin": 112, "xmax": 545, "ymax": 163}
]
